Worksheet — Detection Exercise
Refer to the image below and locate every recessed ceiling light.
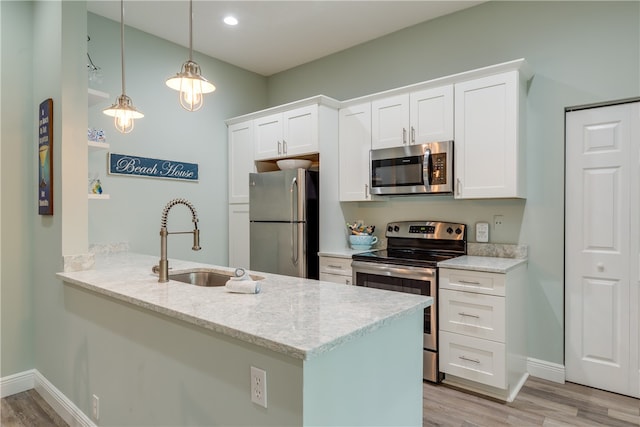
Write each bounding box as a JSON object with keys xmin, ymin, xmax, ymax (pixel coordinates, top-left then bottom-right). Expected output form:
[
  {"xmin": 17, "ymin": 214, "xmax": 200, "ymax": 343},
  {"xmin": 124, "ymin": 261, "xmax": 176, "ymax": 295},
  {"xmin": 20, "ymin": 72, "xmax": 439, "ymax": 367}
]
[{"xmin": 224, "ymin": 16, "xmax": 238, "ymax": 26}]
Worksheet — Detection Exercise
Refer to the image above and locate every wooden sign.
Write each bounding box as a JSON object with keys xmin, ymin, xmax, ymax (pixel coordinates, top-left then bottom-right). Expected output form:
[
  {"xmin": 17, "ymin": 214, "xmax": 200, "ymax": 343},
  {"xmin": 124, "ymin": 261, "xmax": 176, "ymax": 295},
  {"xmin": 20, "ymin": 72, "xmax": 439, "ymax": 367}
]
[
  {"xmin": 38, "ymin": 98, "xmax": 53, "ymax": 215},
  {"xmin": 108, "ymin": 153, "xmax": 198, "ymax": 181}
]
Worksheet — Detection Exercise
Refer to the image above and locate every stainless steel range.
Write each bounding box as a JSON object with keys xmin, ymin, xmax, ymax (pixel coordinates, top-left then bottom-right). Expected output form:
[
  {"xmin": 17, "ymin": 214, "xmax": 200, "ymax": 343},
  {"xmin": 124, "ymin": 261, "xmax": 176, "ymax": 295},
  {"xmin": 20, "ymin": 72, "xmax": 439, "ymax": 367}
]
[{"xmin": 351, "ymin": 220, "xmax": 467, "ymax": 382}]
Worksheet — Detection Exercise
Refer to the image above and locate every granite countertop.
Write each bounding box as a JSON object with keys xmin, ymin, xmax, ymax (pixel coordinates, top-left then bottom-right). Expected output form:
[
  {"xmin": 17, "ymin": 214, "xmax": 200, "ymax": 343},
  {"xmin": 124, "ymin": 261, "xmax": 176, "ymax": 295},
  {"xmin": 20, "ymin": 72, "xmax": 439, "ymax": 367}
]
[
  {"xmin": 318, "ymin": 248, "xmax": 377, "ymax": 258},
  {"xmin": 57, "ymin": 253, "xmax": 430, "ymax": 361},
  {"xmin": 437, "ymin": 255, "xmax": 527, "ymax": 273}
]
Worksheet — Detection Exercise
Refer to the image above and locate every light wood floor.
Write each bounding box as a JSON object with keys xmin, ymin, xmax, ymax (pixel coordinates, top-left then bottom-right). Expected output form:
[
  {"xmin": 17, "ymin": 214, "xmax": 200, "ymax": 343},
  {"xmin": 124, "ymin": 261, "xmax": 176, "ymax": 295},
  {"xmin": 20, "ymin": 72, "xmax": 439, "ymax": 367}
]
[{"xmin": 2, "ymin": 377, "xmax": 639, "ymax": 426}]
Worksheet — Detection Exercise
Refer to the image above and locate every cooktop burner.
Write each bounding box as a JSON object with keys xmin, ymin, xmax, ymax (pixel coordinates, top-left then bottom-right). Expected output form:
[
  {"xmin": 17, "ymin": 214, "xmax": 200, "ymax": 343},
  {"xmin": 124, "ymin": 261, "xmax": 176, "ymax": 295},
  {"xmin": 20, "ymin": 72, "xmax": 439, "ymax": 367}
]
[{"xmin": 352, "ymin": 220, "xmax": 467, "ymax": 268}]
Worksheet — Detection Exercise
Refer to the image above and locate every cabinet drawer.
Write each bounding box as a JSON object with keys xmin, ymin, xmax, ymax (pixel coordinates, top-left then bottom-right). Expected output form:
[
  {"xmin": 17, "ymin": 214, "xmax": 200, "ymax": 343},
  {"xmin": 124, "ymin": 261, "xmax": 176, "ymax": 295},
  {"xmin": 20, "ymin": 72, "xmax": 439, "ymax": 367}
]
[
  {"xmin": 440, "ymin": 331, "xmax": 506, "ymax": 389},
  {"xmin": 320, "ymin": 272, "xmax": 353, "ymax": 285},
  {"xmin": 439, "ymin": 268, "xmax": 505, "ymax": 296},
  {"xmin": 439, "ymin": 289, "xmax": 505, "ymax": 342},
  {"xmin": 319, "ymin": 256, "xmax": 353, "ymax": 276}
]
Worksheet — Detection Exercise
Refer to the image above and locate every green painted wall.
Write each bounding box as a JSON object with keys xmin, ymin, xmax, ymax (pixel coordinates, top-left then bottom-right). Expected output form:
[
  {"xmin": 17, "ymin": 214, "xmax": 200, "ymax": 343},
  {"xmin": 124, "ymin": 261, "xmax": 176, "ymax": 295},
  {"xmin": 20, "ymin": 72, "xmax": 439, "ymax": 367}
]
[
  {"xmin": 87, "ymin": 12, "xmax": 267, "ymax": 265},
  {"xmin": 0, "ymin": 0, "xmax": 36, "ymax": 377},
  {"xmin": 266, "ymin": 1, "xmax": 640, "ymax": 365}
]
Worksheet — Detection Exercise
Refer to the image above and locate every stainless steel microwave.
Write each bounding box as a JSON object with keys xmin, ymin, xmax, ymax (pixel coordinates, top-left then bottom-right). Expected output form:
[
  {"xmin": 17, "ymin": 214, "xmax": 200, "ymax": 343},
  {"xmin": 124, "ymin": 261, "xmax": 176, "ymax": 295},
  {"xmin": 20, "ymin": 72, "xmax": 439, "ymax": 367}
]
[{"xmin": 370, "ymin": 141, "xmax": 453, "ymax": 195}]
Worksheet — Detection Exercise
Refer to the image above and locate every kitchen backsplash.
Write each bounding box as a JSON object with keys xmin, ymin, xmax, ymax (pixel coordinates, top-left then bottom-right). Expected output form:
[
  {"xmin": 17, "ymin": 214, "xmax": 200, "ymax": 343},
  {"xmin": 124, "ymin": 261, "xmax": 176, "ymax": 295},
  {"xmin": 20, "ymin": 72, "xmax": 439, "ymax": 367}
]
[{"xmin": 467, "ymin": 243, "xmax": 528, "ymax": 259}]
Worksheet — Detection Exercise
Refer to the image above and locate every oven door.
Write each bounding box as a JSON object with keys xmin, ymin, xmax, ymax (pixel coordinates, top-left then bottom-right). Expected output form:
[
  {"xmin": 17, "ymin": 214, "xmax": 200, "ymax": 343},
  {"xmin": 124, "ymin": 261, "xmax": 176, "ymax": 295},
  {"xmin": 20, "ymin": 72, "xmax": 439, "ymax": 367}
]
[{"xmin": 351, "ymin": 261, "xmax": 437, "ymax": 351}]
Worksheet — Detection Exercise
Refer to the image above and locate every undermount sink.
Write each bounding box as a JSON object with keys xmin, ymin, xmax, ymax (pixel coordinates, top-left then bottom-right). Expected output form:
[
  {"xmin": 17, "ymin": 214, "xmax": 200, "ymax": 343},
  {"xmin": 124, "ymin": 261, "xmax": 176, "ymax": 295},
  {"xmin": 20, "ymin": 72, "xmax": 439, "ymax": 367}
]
[{"xmin": 168, "ymin": 268, "xmax": 263, "ymax": 287}]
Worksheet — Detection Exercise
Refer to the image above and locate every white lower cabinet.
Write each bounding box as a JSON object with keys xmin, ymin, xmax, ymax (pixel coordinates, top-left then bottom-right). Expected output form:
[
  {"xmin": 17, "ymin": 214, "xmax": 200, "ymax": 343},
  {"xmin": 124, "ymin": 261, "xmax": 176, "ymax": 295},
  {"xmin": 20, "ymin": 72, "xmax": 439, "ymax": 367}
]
[
  {"xmin": 319, "ymin": 256, "xmax": 353, "ymax": 285},
  {"xmin": 228, "ymin": 204, "xmax": 250, "ymax": 269},
  {"xmin": 439, "ymin": 264, "xmax": 527, "ymax": 402}
]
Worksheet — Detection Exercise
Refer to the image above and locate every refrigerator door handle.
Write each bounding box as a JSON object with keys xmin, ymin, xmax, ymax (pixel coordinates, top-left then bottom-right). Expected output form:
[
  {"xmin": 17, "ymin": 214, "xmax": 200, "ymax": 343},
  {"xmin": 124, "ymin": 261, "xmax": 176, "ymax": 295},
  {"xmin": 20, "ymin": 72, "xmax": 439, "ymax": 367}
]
[{"xmin": 290, "ymin": 177, "xmax": 299, "ymax": 265}]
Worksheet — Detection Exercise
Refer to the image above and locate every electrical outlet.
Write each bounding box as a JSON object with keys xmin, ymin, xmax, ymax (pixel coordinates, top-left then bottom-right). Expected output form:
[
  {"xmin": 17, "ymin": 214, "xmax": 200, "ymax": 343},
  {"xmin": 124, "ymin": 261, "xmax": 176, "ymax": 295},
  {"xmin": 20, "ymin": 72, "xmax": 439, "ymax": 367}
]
[
  {"xmin": 250, "ymin": 366, "xmax": 267, "ymax": 408},
  {"xmin": 493, "ymin": 215, "xmax": 504, "ymax": 229},
  {"xmin": 92, "ymin": 394, "xmax": 99, "ymax": 420}
]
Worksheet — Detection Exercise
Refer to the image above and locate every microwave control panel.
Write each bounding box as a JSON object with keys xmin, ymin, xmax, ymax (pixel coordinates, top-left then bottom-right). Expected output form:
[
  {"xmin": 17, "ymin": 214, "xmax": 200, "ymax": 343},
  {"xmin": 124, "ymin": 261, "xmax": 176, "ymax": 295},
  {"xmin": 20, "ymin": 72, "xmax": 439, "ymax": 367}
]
[{"xmin": 430, "ymin": 153, "xmax": 447, "ymax": 185}]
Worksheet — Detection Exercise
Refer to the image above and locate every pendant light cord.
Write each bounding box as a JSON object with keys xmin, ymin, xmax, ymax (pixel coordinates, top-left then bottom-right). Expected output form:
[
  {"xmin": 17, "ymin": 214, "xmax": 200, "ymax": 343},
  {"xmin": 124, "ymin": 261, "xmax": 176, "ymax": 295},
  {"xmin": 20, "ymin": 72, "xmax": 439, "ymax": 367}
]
[
  {"xmin": 120, "ymin": 0, "xmax": 126, "ymax": 95},
  {"xmin": 188, "ymin": 0, "xmax": 193, "ymax": 62}
]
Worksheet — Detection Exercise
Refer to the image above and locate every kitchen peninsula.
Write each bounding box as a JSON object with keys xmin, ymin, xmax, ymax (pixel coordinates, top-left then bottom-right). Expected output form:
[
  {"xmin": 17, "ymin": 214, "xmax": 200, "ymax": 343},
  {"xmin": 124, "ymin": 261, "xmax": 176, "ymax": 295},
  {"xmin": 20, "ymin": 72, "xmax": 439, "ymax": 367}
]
[{"xmin": 57, "ymin": 252, "xmax": 430, "ymax": 426}]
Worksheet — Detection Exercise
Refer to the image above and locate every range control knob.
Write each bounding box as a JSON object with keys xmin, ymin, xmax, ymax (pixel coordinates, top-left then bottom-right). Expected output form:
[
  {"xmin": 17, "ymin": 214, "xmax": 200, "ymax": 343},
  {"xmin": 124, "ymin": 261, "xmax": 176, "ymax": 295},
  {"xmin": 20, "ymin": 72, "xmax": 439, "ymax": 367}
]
[
  {"xmin": 387, "ymin": 225, "xmax": 394, "ymax": 233},
  {"xmin": 446, "ymin": 227, "xmax": 454, "ymax": 234},
  {"xmin": 455, "ymin": 228, "xmax": 462, "ymax": 235},
  {"xmin": 394, "ymin": 225, "xmax": 400, "ymax": 232}
]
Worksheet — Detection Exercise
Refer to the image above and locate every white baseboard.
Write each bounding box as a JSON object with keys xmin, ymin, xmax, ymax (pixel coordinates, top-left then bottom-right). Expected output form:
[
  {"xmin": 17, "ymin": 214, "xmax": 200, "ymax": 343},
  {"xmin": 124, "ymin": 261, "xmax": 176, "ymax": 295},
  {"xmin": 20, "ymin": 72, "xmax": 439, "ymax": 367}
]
[
  {"xmin": 0, "ymin": 369, "xmax": 35, "ymax": 398},
  {"xmin": 1, "ymin": 370, "xmax": 95, "ymax": 427},
  {"xmin": 527, "ymin": 357, "xmax": 566, "ymax": 384}
]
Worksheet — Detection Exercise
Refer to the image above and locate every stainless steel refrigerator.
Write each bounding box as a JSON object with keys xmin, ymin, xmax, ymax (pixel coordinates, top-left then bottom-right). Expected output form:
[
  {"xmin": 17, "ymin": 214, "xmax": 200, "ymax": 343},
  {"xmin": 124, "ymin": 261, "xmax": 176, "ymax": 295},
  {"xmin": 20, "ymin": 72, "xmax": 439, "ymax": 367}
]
[{"xmin": 249, "ymin": 169, "xmax": 319, "ymax": 279}]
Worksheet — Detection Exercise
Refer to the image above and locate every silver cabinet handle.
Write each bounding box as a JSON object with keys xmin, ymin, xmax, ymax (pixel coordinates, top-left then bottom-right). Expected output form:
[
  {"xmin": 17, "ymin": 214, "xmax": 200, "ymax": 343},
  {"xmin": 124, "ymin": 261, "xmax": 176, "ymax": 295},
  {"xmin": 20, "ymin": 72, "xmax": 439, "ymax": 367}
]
[
  {"xmin": 458, "ymin": 279, "xmax": 481, "ymax": 285},
  {"xmin": 283, "ymin": 140, "xmax": 287, "ymax": 154},
  {"xmin": 402, "ymin": 127, "xmax": 407, "ymax": 144},
  {"xmin": 456, "ymin": 178, "xmax": 461, "ymax": 196},
  {"xmin": 278, "ymin": 141, "xmax": 282, "ymax": 155},
  {"xmin": 411, "ymin": 126, "xmax": 415, "ymax": 144},
  {"xmin": 327, "ymin": 265, "xmax": 343, "ymax": 269},
  {"xmin": 459, "ymin": 312, "xmax": 480, "ymax": 319},
  {"xmin": 290, "ymin": 177, "xmax": 299, "ymax": 265},
  {"xmin": 459, "ymin": 356, "xmax": 480, "ymax": 364},
  {"xmin": 365, "ymin": 184, "xmax": 369, "ymax": 198}
]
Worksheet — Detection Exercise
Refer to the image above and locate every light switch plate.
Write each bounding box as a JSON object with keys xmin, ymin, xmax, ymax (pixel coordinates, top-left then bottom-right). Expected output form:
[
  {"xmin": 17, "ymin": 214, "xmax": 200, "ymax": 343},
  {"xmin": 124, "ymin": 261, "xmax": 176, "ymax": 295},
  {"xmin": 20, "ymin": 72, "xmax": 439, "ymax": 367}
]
[{"xmin": 476, "ymin": 222, "xmax": 489, "ymax": 243}]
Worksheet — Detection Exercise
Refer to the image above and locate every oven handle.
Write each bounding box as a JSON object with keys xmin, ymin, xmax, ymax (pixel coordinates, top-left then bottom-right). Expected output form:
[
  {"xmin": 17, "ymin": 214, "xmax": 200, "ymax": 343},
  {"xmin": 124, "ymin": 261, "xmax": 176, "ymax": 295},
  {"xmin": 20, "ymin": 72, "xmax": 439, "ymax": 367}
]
[{"xmin": 351, "ymin": 260, "xmax": 436, "ymax": 282}]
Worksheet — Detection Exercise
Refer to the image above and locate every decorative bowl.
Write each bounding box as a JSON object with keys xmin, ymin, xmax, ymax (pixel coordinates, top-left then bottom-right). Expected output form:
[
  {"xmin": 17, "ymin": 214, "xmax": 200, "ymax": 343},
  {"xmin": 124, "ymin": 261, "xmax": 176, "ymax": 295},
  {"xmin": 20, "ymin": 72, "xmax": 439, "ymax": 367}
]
[
  {"xmin": 277, "ymin": 159, "xmax": 312, "ymax": 170},
  {"xmin": 349, "ymin": 234, "xmax": 378, "ymax": 250}
]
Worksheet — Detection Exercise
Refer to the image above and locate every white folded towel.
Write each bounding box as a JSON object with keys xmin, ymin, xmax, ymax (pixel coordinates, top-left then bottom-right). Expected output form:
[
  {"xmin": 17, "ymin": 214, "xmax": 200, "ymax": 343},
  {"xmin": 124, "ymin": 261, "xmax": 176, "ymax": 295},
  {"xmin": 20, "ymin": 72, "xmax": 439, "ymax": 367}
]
[{"xmin": 225, "ymin": 278, "xmax": 261, "ymax": 294}]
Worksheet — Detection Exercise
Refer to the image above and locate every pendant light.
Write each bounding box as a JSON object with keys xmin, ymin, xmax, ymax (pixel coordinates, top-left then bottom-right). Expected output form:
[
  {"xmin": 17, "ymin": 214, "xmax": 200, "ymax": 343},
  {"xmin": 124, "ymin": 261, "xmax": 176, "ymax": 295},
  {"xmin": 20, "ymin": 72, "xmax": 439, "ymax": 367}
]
[
  {"xmin": 103, "ymin": 0, "xmax": 143, "ymax": 133},
  {"xmin": 165, "ymin": 0, "xmax": 215, "ymax": 112}
]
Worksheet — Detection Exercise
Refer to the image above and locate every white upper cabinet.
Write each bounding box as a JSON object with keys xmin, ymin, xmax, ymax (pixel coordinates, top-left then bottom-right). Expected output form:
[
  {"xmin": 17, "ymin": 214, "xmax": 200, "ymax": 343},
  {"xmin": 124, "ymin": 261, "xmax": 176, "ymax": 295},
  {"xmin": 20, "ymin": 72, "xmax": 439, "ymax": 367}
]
[
  {"xmin": 371, "ymin": 85, "xmax": 454, "ymax": 150},
  {"xmin": 454, "ymin": 71, "xmax": 526, "ymax": 199},
  {"xmin": 339, "ymin": 103, "xmax": 373, "ymax": 201},
  {"xmin": 228, "ymin": 120, "xmax": 255, "ymax": 204},
  {"xmin": 254, "ymin": 113, "xmax": 282, "ymax": 160},
  {"xmin": 254, "ymin": 105, "xmax": 319, "ymax": 160},
  {"xmin": 371, "ymin": 94, "xmax": 410, "ymax": 149},
  {"xmin": 410, "ymin": 85, "xmax": 454, "ymax": 144}
]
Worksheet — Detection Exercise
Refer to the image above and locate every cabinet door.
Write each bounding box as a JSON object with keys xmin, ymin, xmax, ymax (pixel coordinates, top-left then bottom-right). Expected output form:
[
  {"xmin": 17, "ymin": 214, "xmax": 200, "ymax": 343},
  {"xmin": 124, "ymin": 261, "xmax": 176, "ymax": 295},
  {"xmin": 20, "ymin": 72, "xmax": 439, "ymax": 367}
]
[
  {"xmin": 454, "ymin": 71, "xmax": 522, "ymax": 199},
  {"xmin": 254, "ymin": 113, "xmax": 282, "ymax": 160},
  {"xmin": 410, "ymin": 85, "xmax": 453, "ymax": 144},
  {"xmin": 228, "ymin": 204, "xmax": 250, "ymax": 269},
  {"xmin": 371, "ymin": 94, "xmax": 410, "ymax": 149},
  {"xmin": 283, "ymin": 105, "xmax": 318, "ymax": 157},
  {"xmin": 339, "ymin": 103, "xmax": 372, "ymax": 201},
  {"xmin": 228, "ymin": 121, "xmax": 254, "ymax": 204}
]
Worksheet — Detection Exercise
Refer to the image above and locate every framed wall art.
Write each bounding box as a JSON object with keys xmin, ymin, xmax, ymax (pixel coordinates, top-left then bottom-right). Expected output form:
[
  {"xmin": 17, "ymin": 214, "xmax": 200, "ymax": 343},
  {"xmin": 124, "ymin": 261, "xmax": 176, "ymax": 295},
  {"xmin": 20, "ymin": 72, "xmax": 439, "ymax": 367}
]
[{"xmin": 38, "ymin": 98, "xmax": 53, "ymax": 215}]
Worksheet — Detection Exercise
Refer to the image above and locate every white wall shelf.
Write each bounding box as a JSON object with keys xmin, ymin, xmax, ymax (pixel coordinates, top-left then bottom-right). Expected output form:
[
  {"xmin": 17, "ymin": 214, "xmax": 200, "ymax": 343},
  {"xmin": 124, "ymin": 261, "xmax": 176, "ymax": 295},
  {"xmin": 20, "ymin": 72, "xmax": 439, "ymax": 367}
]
[
  {"xmin": 88, "ymin": 193, "xmax": 110, "ymax": 200},
  {"xmin": 88, "ymin": 88, "xmax": 109, "ymax": 107},
  {"xmin": 88, "ymin": 140, "xmax": 110, "ymax": 150}
]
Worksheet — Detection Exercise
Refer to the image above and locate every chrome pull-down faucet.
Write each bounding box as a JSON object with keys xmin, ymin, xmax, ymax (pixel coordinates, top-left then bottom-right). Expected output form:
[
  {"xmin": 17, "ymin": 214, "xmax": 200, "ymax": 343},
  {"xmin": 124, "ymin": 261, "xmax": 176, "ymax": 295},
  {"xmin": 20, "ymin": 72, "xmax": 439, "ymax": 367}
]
[{"xmin": 157, "ymin": 198, "xmax": 201, "ymax": 282}]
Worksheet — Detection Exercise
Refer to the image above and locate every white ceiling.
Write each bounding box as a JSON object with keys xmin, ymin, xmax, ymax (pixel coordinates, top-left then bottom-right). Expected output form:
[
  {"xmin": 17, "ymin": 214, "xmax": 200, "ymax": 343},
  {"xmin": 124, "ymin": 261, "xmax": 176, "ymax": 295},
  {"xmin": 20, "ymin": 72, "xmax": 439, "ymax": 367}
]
[{"xmin": 87, "ymin": 1, "xmax": 483, "ymax": 76}]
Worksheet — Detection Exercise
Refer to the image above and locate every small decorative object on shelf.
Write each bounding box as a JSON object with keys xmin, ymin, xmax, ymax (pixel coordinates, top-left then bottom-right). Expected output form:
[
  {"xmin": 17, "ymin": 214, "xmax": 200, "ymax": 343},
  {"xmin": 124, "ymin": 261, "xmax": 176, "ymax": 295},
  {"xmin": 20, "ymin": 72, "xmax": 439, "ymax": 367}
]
[
  {"xmin": 88, "ymin": 128, "xmax": 107, "ymax": 143},
  {"xmin": 89, "ymin": 174, "xmax": 104, "ymax": 195}
]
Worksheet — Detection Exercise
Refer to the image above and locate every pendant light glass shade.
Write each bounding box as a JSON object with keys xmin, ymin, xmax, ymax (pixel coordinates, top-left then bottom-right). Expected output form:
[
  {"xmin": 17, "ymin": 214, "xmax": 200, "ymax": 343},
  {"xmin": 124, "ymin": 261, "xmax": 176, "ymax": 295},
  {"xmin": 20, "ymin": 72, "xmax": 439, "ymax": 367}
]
[
  {"xmin": 166, "ymin": 0, "xmax": 215, "ymax": 112},
  {"xmin": 103, "ymin": 0, "xmax": 143, "ymax": 133}
]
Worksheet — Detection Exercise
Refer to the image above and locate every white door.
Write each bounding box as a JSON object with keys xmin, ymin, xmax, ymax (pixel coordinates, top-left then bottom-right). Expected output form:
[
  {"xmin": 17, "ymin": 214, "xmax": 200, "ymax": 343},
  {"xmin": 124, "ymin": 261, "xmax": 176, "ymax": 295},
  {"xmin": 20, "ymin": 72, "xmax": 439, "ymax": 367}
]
[
  {"xmin": 410, "ymin": 85, "xmax": 454, "ymax": 144},
  {"xmin": 339, "ymin": 103, "xmax": 372, "ymax": 201},
  {"xmin": 283, "ymin": 105, "xmax": 318, "ymax": 157},
  {"xmin": 371, "ymin": 94, "xmax": 409, "ymax": 149},
  {"xmin": 565, "ymin": 101, "xmax": 639, "ymax": 398},
  {"xmin": 228, "ymin": 121, "xmax": 254, "ymax": 204}
]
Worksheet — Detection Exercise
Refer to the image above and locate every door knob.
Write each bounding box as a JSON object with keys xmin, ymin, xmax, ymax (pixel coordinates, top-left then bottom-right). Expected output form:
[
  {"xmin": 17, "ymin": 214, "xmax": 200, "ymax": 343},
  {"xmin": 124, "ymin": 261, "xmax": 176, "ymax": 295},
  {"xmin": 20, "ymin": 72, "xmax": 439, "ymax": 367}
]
[{"xmin": 597, "ymin": 262, "xmax": 604, "ymax": 272}]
